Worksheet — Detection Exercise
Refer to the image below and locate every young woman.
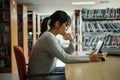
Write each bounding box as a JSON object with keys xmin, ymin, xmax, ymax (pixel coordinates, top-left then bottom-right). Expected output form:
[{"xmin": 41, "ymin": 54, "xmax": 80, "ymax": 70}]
[{"xmin": 28, "ymin": 10, "xmax": 102, "ymax": 80}]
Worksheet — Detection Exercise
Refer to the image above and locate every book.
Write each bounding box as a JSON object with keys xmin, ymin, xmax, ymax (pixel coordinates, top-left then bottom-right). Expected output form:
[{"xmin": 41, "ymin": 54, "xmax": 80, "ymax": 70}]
[
  {"xmin": 2, "ymin": 11, "xmax": 10, "ymax": 21},
  {"xmin": 93, "ymin": 23, "xmax": 99, "ymax": 32},
  {"xmin": 90, "ymin": 22, "xmax": 96, "ymax": 32},
  {"xmin": 0, "ymin": 47, "xmax": 5, "ymax": 56},
  {"xmin": 0, "ymin": 0, "xmax": 3, "ymax": 8},
  {"xmin": 111, "ymin": 36, "xmax": 118, "ymax": 47},
  {"xmin": 104, "ymin": 23, "xmax": 111, "ymax": 32},
  {"xmin": 0, "ymin": 59, "xmax": 5, "ymax": 67},
  {"xmin": 88, "ymin": 23, "xmax": 93, "ymax": 32},
  {"xmin": 3, "ymin": 0, "xmax": 9, "ymax": 8},
  {"xmin": 5, "ymin": 46, "xmax": 10, "ymax": 56},
  {"xmin": 117, "ymin": 36, "xmax": 120, "ymax": 46},
  {"xmin": 1, "ymin": 34, "xmax": 10, "ymax": 43},
  {"xmin": 109, "ymin": 23, "xmax": 118, "ymax": 32},
  {"xmin": 99, "ymin": 23, "xmax": 107, "ymax": 32}
]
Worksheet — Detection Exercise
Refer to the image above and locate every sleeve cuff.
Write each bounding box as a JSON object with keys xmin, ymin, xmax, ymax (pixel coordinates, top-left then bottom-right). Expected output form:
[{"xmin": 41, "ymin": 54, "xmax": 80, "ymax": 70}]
[{"xmin": 78, "ymin": 55, "xmax": 90, "ymax": 62}]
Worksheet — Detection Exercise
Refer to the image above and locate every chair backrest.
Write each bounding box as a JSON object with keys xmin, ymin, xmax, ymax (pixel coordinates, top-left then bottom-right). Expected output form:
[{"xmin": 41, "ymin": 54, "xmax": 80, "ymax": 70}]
[{"xmin": 14, "ymin": 45, "xmax": 27, "ymax": 80}]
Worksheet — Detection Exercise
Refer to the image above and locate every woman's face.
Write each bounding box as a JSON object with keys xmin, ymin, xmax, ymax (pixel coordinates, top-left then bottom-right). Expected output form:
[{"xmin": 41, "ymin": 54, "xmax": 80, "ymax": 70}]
[{"xmin": 57, "ymin": 22, "xmax": 70, "ymax": 35}]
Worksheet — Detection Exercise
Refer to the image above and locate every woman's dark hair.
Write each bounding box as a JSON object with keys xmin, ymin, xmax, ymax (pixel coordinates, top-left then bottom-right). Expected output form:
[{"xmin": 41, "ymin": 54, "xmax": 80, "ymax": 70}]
[{"xmin": 40, "ymin": 10, "xmax": 71, "ymax": 36}]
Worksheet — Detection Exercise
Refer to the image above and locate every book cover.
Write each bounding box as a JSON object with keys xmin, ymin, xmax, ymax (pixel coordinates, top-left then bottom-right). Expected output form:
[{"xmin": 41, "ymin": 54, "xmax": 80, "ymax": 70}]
[{"xmin": 111, "ymin": 36, "xmax": 118, "ymax": 47}]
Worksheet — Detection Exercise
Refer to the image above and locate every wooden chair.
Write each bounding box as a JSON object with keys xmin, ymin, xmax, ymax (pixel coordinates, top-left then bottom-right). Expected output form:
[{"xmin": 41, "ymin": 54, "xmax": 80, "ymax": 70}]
[{"xmin": 13, "ymin": 45, "xmax": 65, "ymax": 80}]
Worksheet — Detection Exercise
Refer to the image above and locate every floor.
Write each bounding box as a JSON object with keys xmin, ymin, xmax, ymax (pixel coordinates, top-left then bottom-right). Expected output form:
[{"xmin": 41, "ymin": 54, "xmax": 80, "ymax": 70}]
[{"xmin": 0, "ymin": 71, "xmax": 19, "ymax": 80}]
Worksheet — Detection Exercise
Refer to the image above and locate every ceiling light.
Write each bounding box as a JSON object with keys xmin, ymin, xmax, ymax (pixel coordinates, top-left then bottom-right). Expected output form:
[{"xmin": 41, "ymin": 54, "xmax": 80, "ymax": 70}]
[
  {"xmin": 100, "ymin": 1, "xmax": 109, "ymax": 3},
  {"xmin": 72, "ymin": 2, "xmax": 96, "ymax": 5}
]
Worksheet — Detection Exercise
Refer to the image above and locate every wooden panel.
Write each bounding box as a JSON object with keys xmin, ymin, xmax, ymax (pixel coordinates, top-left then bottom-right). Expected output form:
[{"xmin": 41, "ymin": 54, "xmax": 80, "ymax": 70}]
[
  {"xmin": 10, "ymin": 0, "xmax": 18, "ymax": 72},
  {"xmin": 22, "ymin": 5, "xmax": 28, "ymax": 62},
  {"xmin": 0, "ymin": 67, "xmax": 11, "ymax": 73}
]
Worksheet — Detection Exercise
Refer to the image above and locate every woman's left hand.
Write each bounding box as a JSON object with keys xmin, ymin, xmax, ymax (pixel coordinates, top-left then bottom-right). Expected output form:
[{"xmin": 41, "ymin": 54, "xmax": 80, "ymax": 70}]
[{"xmin": 63, "ymin": 33, "xmax": 74, "ymax": 40}]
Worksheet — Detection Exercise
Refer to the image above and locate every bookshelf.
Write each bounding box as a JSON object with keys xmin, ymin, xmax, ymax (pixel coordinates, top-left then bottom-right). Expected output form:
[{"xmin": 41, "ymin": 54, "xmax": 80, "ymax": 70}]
[
  {"xmin": 0, "ymin": 0, "xmax": 18, "ymax": 73},
  {"xmin": 74, "ymin": 8, "xmax": 120, "ymax": 55},
  {"xmin": 27, "ymin": 10, "xmax": 36, "ymax": 55},
  {"xmin": 17, "ymin": 4, "xmax": 28, "ymax": 62}
]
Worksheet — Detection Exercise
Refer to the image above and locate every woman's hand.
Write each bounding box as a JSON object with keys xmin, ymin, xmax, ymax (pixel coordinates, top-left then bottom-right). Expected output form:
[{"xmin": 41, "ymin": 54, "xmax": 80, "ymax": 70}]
[
  {"xmin": 63, "ymin": 33, "xmax": 74, "ymax": 40},
  {"xmin": 89, "ymin": 50, "xmax": 103, "ymax": 62}
]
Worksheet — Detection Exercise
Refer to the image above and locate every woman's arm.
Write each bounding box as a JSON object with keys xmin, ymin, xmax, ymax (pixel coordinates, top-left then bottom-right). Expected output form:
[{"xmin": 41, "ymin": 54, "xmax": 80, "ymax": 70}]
[
  {"xmin": 58, "ymin": 39, "xmax": 75, "ymax": 54},
  {"xmin": 46, "ymin": 32, "xmax": 102, "ymax": 63},
  {"xmin": 46, "ymin": 35, "xmax": 90, "ymax": 63}
]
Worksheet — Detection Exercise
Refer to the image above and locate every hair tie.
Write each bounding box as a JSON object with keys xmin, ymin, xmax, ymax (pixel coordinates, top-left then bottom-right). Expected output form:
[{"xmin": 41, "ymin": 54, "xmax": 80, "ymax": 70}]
[{"xmin": 47, "ymin": 19, "xmax": 51, "ymax": 30}]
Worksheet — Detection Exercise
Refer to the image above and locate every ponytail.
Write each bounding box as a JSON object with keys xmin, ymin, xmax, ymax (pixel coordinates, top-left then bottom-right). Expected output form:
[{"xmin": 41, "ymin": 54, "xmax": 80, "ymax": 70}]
[{"xmin": 39, "ymin": 17, "xmax": 50, "ymax": 36}]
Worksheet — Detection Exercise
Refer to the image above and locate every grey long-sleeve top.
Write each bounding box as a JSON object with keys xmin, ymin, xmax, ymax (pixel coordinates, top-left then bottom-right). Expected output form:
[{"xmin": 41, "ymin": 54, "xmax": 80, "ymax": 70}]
[{"xmin": 28, "ymin": 31, "xmax": 90, "ymax": 75}]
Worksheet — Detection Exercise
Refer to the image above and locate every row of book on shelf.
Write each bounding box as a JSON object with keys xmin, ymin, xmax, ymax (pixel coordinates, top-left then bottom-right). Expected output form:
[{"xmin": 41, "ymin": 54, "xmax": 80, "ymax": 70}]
[
  {"xmin": 0, "ymin": 46, "xmax": 10, "ymax": 56},
  {"xmin": 0, "ymin": 11, "xmax": 10, "ymax": 21},
  {"xmin": 0, "ymin": 23, "xmax": 9, "ymax": 32},
  {"xmin": 0, "ymin": 24, "xmax": 23, "ymax": 32},
  {"xmin": 82, "ymin": 21, "xmax": 120, "ymax": 32},
  {"xmin": 0, "ymin": 0, "xmax": 9, "ymax": 8},
  {"xmin": 83, "ymin": 34, "xmax": 120, "ymax": 50},
  {"xmin": 0, "ymin": 34, "xmax": 10, "ymax": 44},
  {"xmin": 0, "ymin": 46, "xmax": 10, "ymax": 67},
  {"xmin": 0, "ymin": 58, "xmax": 10, "ymax": 68},
  {"xmin": 82, "ymin": 8, "xmax": 120, "ymax": 19}
]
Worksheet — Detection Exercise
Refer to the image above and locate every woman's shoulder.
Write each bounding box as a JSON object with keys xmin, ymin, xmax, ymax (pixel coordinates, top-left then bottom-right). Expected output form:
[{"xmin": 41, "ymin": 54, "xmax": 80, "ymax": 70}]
[
  {"xmin": 41, "ymin": 31, "xmax": 56, "ymax": 40},
  {"xmin": 42, "ymin": 31, "xmax": 55, "ymax": 37}
]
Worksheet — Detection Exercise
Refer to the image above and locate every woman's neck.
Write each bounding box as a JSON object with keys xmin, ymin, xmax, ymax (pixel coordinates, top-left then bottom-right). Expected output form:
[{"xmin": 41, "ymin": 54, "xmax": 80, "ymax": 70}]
[{"xmin": 49, "ymin": 29, "xmax": 58, "ymax": 36}]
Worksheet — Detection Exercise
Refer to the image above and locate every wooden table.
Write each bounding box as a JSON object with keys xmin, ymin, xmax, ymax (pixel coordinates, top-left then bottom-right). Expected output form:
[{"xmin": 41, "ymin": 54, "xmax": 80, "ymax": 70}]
[{"xmin": 65, "ymin": 57, "xmax": 120, "ymax": 80}]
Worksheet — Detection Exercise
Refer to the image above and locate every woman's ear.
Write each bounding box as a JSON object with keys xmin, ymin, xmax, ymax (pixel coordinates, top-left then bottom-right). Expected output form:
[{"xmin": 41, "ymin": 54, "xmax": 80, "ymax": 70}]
[{"xmin": 55, "ymin": 21, "xmax": 60, "ymax": 28}]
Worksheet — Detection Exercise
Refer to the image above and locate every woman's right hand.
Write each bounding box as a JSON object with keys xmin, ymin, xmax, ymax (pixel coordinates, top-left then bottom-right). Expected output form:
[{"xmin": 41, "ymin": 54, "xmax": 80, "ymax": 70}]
[{"xmin": 89, "ymin": 50, "xmax": 103, "ymax": 62}]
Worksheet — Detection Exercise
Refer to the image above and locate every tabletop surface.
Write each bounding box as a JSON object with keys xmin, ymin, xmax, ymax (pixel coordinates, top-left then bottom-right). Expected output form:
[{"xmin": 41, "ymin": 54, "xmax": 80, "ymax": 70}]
[{"xmin": 65, "ymin": 56, "xmax": 120, "ymax": 80}]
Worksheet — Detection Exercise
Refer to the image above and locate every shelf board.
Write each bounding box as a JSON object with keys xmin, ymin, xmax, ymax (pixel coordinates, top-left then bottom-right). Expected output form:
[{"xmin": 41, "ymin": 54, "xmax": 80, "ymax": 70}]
[
  {"xmin": 102, "ymin": 47, "xmax": 120, "ymax": 51},
  {"xmin": 0, "ymin": 8, "xmax": 9, "ymax": 11},
  {"xmin": 83, "ymin": 18, "xmax": 120, "ymax": 21},
  {"xmin": 0, "ymin": 32, "xmax": 10, "ymax": 34},
  {"xmin": 17, "ymin": 14, "xmax": 22, "ymax": 16},
  {"xmin": 0, "ymin": 56, "xmax": 11, "ymax": 59},
  {"xmin": 0, "ymin": 67, "xmax": 11, "ymax": 73},
  {"xmin": 18, "ymin": 22, "xmax": 23, "ymax": 24},
  {"xmin": 0, "ymin": 20, "xmax": 10, "ymax": 23},
  {"xmin": 18, "ymin": 41, "xmax": 23, "ymax": 43},
  {"xmin": 18, "ymin": 32, "xmax": 23, "ymax": 34},
  {"xmin": 0, "ymin": 43, "xmax": 10, "ymax": 46}
]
